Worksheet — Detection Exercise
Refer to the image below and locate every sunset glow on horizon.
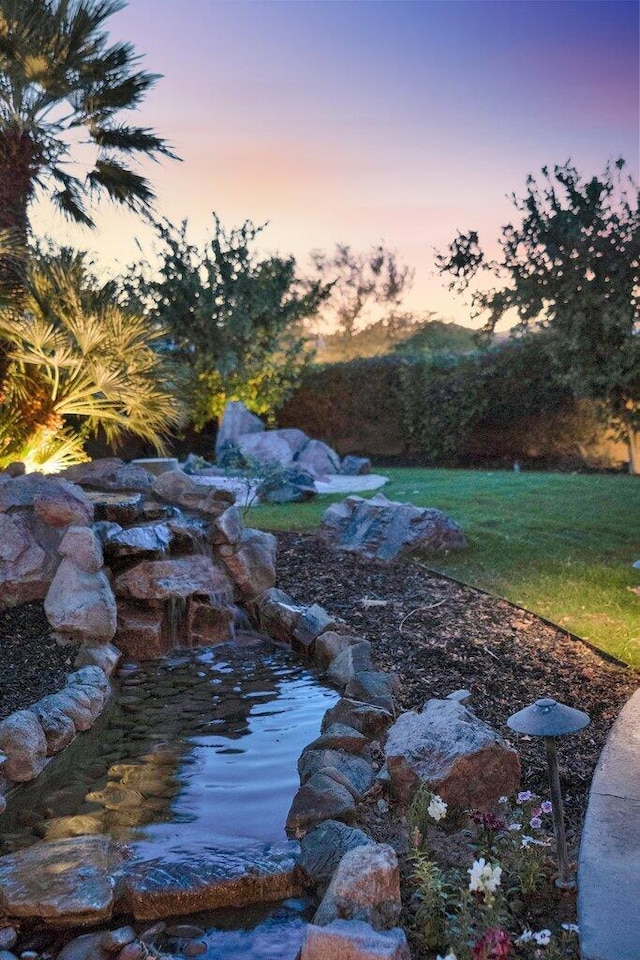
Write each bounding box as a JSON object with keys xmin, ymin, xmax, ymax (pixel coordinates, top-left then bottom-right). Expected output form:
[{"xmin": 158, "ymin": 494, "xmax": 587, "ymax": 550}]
[{"xmin": 31, "ymin": 0, "xmax": 640, "ymax": 328}]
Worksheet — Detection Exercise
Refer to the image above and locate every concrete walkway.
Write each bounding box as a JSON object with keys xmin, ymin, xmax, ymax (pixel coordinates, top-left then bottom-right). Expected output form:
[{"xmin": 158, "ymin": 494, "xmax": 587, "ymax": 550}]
[{"xmin": 578, "ymin": 688, "xmax": 640, "ymax": 960}]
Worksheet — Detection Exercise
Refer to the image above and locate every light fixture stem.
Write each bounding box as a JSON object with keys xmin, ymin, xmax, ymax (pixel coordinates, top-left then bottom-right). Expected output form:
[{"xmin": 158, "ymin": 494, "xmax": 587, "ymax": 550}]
[{"xmin": 544, "ymin": 735, "xmax": 575, "ymax": 889}]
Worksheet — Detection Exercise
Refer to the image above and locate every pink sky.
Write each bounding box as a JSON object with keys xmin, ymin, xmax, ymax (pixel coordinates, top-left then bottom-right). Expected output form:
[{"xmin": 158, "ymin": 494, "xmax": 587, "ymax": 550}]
[{"xmin": 31, "ymin": 0, "xmax": 639, "ymax": 328}]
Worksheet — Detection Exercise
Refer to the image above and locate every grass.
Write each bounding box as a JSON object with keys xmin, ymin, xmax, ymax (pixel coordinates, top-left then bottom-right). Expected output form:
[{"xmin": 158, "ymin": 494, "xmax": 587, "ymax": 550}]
[{"xmin": 247, "ymin": 468, "xmax": 640, "ymax": 667}]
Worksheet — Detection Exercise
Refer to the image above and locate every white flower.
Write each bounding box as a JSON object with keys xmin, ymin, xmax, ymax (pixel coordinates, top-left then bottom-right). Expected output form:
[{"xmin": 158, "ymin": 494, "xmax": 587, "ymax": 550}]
[
  {"xmin": 436, "ymin": 953, "xmax": 457, "ymax": 960},
  {"xmin": 517, "ymin": 930, "xmax": 534, "ymax": 943},
  {"xmin": 533, "ymin": 929, "xmax": 552, "ymax": 945},
  {"xmin": 427, "ymin": 794, "xmax": 448, "ymax": 821},
  {"xmin": 508, "ymin": 822, "xmax": 522, "ymax": 831},
  {"xmin": 498, "ymin": 795, "xmax": 509, "ymax": 804},
  {"xmin": 468, "ymin": 857, "xmax": 502, "ymax": 896},
  {"xmin": 561, "ymin": 923, "xmax": 579, "ymax": 934}
]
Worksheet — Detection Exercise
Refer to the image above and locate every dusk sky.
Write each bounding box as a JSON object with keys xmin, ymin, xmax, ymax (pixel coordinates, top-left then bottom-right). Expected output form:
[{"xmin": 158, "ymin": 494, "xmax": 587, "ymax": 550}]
[{"xmin": 32, "ymin": 0, "xmax": 640, "ymax": 327}]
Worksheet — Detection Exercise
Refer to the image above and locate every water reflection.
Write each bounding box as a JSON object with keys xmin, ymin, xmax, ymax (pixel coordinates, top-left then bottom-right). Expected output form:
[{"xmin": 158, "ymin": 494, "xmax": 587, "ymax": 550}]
[{"xmin": 1, "ymin": 642, "xmax": 337, "ymax": 861}]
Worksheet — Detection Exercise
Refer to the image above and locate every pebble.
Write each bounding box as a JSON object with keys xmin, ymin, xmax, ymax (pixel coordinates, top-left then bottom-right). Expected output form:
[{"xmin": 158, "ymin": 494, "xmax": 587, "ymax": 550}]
[
  {"xmin": 139, "ymin": 922, "xmax": 166, "ymax": 943},
  {"xmin": 182, "ymin": 944, "xmax": 207, "ymax": 957},
  {"xmin": 116, "ymin": 945, "xmax": 145, "ymax": 960},
  {"xmin": 100, "ymin": 927, "xmax": 136, "ymax": 951},
  {"xmin": 0, "ymin": 931, "xmax": 17, "ymax": 951},
  {"xmin": 0, "ymin": 952, "xmax": 17, "ymax": 960}
]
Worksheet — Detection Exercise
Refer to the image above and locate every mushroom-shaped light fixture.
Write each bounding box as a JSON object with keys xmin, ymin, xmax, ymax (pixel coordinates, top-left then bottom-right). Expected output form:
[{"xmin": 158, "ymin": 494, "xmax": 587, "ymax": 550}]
[{"xmin": 508, "ymin": 697, "xmax": 590, "ymax": 889}]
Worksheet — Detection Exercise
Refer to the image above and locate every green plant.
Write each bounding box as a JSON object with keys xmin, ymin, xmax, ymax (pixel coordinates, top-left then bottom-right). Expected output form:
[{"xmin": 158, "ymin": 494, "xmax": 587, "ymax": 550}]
[
  {"xmin": 0, "ymin": 248, "xmax": 184, "ymax": 469},
  {"xmin": 0, "ymin": 0, "xmax": 175, "ymax": 295}
]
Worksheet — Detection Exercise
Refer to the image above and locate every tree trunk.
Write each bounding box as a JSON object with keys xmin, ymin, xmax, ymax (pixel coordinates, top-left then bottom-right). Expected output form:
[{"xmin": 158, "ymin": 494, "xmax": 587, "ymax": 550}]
[
  {"xmin": 0, "ymin": 128, "xmax": 37, "ymax": 383},
  {"xmin": 625, "ymin": 423, "xmax": 639, "ymax": 475}
]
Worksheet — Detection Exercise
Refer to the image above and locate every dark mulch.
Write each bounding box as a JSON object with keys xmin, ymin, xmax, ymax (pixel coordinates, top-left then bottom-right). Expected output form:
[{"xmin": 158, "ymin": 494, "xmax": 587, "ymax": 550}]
[
  {"xmin": 275, "ymin": 531, "xmax": 638, "ymax": 837},
  {"xmin": 0, "ymin": 604, "xmax": 78, "ymax": 721}
]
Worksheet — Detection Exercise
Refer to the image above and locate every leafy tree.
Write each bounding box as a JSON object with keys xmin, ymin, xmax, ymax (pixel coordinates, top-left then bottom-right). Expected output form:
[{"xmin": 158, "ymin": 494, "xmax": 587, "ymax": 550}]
[
  {"xmin": 309, "ymin": 242, "xmax": 414, "ymax": 338},
  {"xmin": 123, "ymin": 215, "xmax": 331, "ymax": 428},
  {"xmin": 0, "ymin": 0, "xmax": 175, "ymax": 296},
  {"xmin": 437, "ymin": 159, "xmax": 640, "ymax": 472},
  {"xmin": 0, "ymin": 247, "xmax": 184, "ymax": 471}
]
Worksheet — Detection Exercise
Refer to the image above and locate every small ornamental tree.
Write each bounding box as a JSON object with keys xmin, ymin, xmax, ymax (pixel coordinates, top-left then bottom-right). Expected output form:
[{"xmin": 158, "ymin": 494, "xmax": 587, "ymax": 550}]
[
  {"xmin": 124, "ymin": 215, "xmax": 331, "ymax": 428},
  {"xmin": 437, "ymin": 160, "xmax": 640, "ymax": 472}
]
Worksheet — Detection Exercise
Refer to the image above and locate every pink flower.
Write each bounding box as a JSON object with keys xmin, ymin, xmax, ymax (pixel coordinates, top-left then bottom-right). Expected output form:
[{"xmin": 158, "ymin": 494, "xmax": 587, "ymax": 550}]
[
  {"xmin": 472, "ymin": 928, "xmax": 511, "ymax": 959},
  {"xmin": 531, "ymin": 806, "xmax": 542, "ymax": 818}
]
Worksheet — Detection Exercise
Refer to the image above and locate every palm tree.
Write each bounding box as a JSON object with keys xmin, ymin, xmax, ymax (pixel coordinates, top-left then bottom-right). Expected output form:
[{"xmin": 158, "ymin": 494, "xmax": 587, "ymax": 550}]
[
  {"xmin": 0, "ymin": 248, "xmax": 185, "ymax": 472},
  {"xmin": 0, "ymin": 0, "xmax": 175, "ymax": 294}
]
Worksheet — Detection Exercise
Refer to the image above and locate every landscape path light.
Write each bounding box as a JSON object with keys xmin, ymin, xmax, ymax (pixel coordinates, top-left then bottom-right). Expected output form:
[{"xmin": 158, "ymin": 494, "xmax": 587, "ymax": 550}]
[{"xmin": 507, "ymin": 697, "xmax": 590, "ymax": 890}]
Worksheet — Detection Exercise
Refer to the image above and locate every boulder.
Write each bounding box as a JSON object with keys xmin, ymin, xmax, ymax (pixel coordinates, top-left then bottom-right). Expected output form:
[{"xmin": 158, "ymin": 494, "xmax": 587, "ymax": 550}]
[
  {"xmin": 33, "ymin": 479, "xmax": 93, "ymax": 528},
  {"xmin": 45, "ymin": 559, "xmax": 117, "ymax": 644},
  {"xmin": 303, "ymin": 724, "xmax": 370, "ymax": 758},
  {"xmin": 210, "ymin": 505, "xmax": 245, "ymax": 546},
  {"xmin": 299, "ymin": 820, "xmax": 376, "ymax": 893},
  {"xmin": 61, "ymin": 459, "xmax": 154, "ymax": 492},
  {"xmin": 117, "ymin": 843, "xmax": 300, "ymax": 920},
  {"xmin": 341, "ymin": 456, "xmax": 372, "ymax": 476},
  {"xmin": 384, "ymin": 698, "xmax": 521, "ymax": 808},
  {"xmin": 36, "ymin": 691, "xmax": 94, "ymax": 732},
  {"xmin": 299, "ymin": 920, "xmax": 410, "ymax": 960},
  {"xmin": 87, "ymin": 492, "xmax": 145, "ymax": 526},
  {"xmin": 0, "ymin": 711, "xmax": 47, "ymax": 781},
  {"xmin": 257, "ymin": 466, "xmax": 316, "ymax": 504},
  {"xmin": 152, "ymin": 471, "xmax": 235, "ymax": 515},
  {"xmin": 255, "ymin": 588, "xmax": 304, "ymax": 644},
  {"xmin": 104, "ymin": 523, "xmax": 172, "ymax": 560},
  {"xmin": 322, "ymin": 493, "xmax": 467, "ymax": 561},
  {"xmin": 0, "ymin": 512, "xmax": 50, "ymax": 605},
  {"xmin": 58, "ymin": 526, "xmax": 103, "ymax": 574},
  {"xmin": 344, "ymin": 672, "xmax": 397, "ymax": 715},
  {"xmin": 235, "ymin": 431, "xmax": 295, "ymax": 468},
  {"xmin": 286, "ymin": 772, "xmax": 357, "ymax": 838},
  {"xmin": 113, "ymin": 604, "xmax": 168, "ymax": 660},
  {"xmin": 327, "ymin": 642, "xmax": 373, "ymax": 689},
  {"xmin": 299, "ymin": 750, "xmax": 376, "ymax": 800},
  {"xmin": 0, "ymin": 835, "xmax": 118, "ymax": 926},
  {"xmin": 322, "ymin": 699, "xmax": 394, "ymax": 739},
  {"xmin": 28, "ymin": 701, "xmax": 77, "ymax": 755},
  {"xmin": 293, "ymin": 604, "xmax": 337, "ymax": 655},
  {"xmin": 114, "ymin": 556, "xmax": 234, "ymax": 603},
  {"xmin": 296, "ymin": 439, "xmax": 341, "ymax": 478},
  {"xmin": 313, "ymin": 844, "xmax": 401, "ymax": 930},
  {"xmin": 315, "ymin": 632, "xmax": 362, "ymax": 668},
  {"xmin": 218, "ymin": 529, "xmax": 277, "ymax": 599},
  {"xmin": 215, "ymin": 401, "xmax": 264, "ymax": 461},
  {"xmin": 0, "ymin": 473, "xmax": 48, "ymax": 511}
]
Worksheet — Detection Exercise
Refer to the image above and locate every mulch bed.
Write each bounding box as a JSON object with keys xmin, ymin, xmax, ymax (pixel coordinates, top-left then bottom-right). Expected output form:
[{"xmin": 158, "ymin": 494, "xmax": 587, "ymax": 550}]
[
  {"xmin": 275, "ymin": 531, "xmax": 638, "ymax": 837},
  {"xmin": 0, "ymin": 604, "xmax": 78, "ymax": 721}
]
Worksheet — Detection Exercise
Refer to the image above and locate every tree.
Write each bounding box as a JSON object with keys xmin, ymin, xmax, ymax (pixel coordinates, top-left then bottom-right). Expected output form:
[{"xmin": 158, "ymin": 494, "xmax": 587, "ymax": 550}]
[
  {"xmin": 0, "ymin": 0, "xmax": 175, "ymax": 296},
  {"xmin": 309, "ymin": 242, "xmax": 414, "ymax": 338},
  {"xmin": 0, "ymin": 246, "xmax": 184, "ymax": 471},
  {"xmin": 123, "ymin": 215, "xmax": 331, "ymax": 428},
  {"xmin": 437, "ymin": 159, "xmax": 640, "ymax": 472}
]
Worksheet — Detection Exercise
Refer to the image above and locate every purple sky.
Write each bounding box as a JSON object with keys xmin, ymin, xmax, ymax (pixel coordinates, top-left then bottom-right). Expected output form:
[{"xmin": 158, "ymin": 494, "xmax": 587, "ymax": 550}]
[{"xmin": 32, "ymin": 0, "xmax": 640, "ymax": 326}]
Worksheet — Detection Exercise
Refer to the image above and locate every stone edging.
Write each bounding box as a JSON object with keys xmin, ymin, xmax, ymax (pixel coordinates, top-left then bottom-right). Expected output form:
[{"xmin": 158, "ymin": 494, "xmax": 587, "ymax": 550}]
[{"xmin": 577, "ymin": 688, "xmax": 640, "ymax": 960}]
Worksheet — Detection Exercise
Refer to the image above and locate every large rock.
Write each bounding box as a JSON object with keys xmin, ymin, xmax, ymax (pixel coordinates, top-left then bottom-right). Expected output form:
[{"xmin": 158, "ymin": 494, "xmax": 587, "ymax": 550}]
[
  {"xmin": 299, "ymin": 820, "xmax": 376, "ymax": 893},
  {"xmin": 384, "ymin": 698, "xmax": 520, "ymax": 808},
  {"xmin": 28, "ymin": 700, "xmax": 76, "ymax": 755},
  {"xmin": 322, "ymin": 698, "xmax": 394, "ymax": 739},
  {"xmin": 33, "ymin": 480, "xmax": 93, "ymax": 528},
  {"xmin": 297, "ymin": 439, "xmax": 341, "ymax": 478},
  {"xmin": 235, "ymin": 431, "xmax": 296, "ymax": 468},
  {"xmin": 341, "ymin": 456, "xmax": 372, "ymax": 476},
  {"xmin": 87, "ymin": 492, "xmax": 145, "ymax": 526},
  {"xmin": 327, "ymin": 642, "xmax": 373, "ymax": 689},
  {"xmin": 322, "ymin": 493, "xmax": 467, "ymax": 561},
  {"xmin": 104, "ymin": 523, "xmax": 173, "ymax": 560},
  {"xmin": 0, "ymin": 710, "xmax": 47, "ymax": 781},
  {"xmin": 293, "ymin": 604, "xmax": 337, "ymax": 655},
  {"xmin": 114, "ymin": 556, "xmax": 233, "ymax": 603},
  {"xmin": 344, "ymin": 671, "xmax": 397, "ymax": 715},
  {"xmin": 299, "ymin": 920, "xmax": 411, "ymax": 960},
  {"xmin": 257, "ymin": 465, "xmax": 316, "ymax": 504},
  {"xmin": 61, "ymin": 458, "xmax": 154, "ymax": 492},
  {"xmin": 0, "ymin": 512, "xmax": 50, "ymax": 604},
  {"xmin": 215, "ymin": 401, "xmax": 264, "ymax": 461},
  {"xmin": 255, "ymin": 588, "xmax": 304, "ymax": 644},
  {"xmin": 303, "ymin": 724, "xmax": 370, "ymax": 758},
  {"xmin": 299, "ymin": 750, "xmax": 376, "ymax": 800},
  {"xmin": 286, "ymin": 772, "xmax": 357, "ymax": 838},
  {"xmin": 45, "ymin": 559, "xmax": 117, "ymax": 644},
  {"xmin": 36, "ymin": 691, "xmax": 94, "ymax": 732},
  {"xmin": 58, "ymin": 525, "xmax": 103, "ymax": 574},
  {"xmin": 0, "ymin": 836, "xmax": 118, "ymax": 926},
  {"xmin": 74, "ymin": 642, "xmax": 120, "ymax": 677},
  {"xmin": 315, "ymin": 632, "xmax": 362, "ymax": 668},
  {"xmin": 218, "ymin": 529, "xmax": 277, "ymax": 599},
  {"xmin": 114, "ymin": 604, "xmax": 168, "ymax": 660},
  {"xmin": 117, "ymin": 843, "xmax": 300, "ymax": 920},
  {"xmin": 152, "ymin": 471, "xmax": 235, "ymax": 515},
  {"xmin": 314, "ymin": 844, "xmax": 401, "ymax": 931}
]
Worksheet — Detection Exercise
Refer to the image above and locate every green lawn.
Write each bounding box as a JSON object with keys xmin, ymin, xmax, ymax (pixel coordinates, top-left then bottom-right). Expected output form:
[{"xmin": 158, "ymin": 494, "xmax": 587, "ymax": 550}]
[{"xmin": 247, "ymin": 468, "xmax": 640, "ymax": 667}]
